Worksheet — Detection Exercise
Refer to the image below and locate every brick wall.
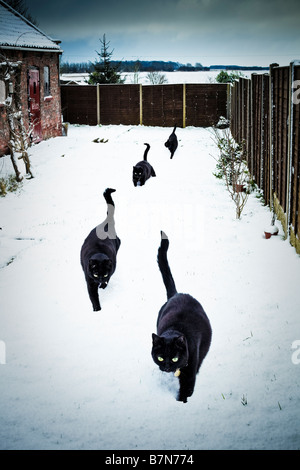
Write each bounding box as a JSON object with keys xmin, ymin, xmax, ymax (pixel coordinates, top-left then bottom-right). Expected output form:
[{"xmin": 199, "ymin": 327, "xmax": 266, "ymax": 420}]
[{"xmin": 0, "ymin": 49, "xmax": 62, "ymax": 157}]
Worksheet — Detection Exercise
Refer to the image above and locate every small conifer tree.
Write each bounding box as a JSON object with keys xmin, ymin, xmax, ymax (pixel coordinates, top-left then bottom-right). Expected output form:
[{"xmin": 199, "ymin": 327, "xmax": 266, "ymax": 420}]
[{"xmin": 88, "ymin": 34, "xmax": 124, "ymax": 84}]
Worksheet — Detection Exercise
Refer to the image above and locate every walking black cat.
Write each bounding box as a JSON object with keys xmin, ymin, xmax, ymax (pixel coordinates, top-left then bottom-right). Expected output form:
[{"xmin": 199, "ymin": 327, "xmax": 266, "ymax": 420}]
[
  {"xmin": 164, "ymin": 125, "xmax": 178, "ymax": 159},
  {"xmin": 152, "ymin": 231, "xmax": 212, "ymax": 403},
  {"xmin": 80, "ymin": 188, "xmax": 121, "ymax": 311},
  {"xmin": 132, "ymin": 143, "xmax": 156, "ymax": 186}
]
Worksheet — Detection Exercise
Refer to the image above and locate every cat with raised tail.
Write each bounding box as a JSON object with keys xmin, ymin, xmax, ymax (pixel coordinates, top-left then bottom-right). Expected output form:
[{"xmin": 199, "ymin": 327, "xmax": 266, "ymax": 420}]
[
  {"xmin": 132, "ymin": 143, "xmax": 156, "ymax": 186},
  {"xmin": 80, "ymin": 188, "xmax": 121, "ymax": 311},
  {"xmin": 152, "ymin": 231, "xmax": 212, "ymax": 403},
  {"xmin": 164, "ymin": 125, "xmax": 178, "ymax": 159}
]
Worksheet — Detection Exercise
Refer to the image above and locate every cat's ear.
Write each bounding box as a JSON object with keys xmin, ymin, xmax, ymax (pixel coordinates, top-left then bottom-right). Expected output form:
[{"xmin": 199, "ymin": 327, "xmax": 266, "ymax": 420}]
[
  {"xmin": 152, "ymin": 333, "xmax": 161, "ymax": 346},
  {"xmin": 104, "ymin": 259, "xmax": 112, "ymax": 270},
  {"xmin": 175, "ymin": 335, "xmax": 187, "ymax": 349},
  {"xmin": 89, "ymin": 259, "xmax": 96, "ymax": 269}
]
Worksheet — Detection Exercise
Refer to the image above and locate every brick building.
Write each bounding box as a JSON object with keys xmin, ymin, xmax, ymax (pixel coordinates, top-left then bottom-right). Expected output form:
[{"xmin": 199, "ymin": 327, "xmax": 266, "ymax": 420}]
[{"xmin": 0, "ymin": 0, "xmax": 63, "ymax": 156}]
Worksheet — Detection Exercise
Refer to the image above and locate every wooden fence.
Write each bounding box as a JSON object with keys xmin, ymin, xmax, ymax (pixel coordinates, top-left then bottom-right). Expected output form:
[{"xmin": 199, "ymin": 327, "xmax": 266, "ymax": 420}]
[
  {"xmin": 230, "ymin": 61, "xmax": 300, "ymax": 254},
  {"xmin": 61, "ymin": 83, "xmax": 227, "ymax": 128}
]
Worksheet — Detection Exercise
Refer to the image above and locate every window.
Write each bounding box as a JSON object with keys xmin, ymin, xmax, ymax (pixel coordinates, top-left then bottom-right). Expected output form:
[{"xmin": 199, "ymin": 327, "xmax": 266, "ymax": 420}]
[
  {"xmin": 0, "ymin": 80, "xmax": 6, "ymax": 104},
  {"xmin": 44, "ymin": 66, "xmax": 50, "ymax": 96}
]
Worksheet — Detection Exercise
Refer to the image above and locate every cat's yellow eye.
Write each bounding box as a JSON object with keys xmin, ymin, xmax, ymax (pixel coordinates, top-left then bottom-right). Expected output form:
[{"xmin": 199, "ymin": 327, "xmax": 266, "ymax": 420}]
[
  {"xmin": 172, "ymin": 357, "xmax": 179, "ymax": 363},
  {"xmin": 103, "ymin": 274, "xmax": 108, "ymax": 278},
  {"xmin": 157, "ymin": 356, "xmax": 164, "ymax": 362}
]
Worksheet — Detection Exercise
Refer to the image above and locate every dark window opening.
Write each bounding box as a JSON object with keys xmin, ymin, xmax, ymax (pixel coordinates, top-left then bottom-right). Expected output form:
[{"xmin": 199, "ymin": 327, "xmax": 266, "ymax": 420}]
[{"xmin": 44, "ymin": 66, "xmax": 50, "ymax": 96}]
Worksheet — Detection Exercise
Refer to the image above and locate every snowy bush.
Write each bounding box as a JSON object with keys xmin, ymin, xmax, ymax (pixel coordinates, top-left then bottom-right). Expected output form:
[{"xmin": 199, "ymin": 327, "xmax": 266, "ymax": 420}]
[{"xmin": 211, "ymin": 128, "xmax": 252, "ymax": 219}]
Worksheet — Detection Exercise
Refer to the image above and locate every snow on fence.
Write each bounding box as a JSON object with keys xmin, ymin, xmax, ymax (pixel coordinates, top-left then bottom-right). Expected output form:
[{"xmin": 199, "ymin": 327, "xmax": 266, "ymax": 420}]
[
  {"xmin": 60, "ymin": 83, "xmax": 228, "ymax": 128},
  {"xmin": 230, "ymin": 61, "xmax": 300, "ymax": 254}
]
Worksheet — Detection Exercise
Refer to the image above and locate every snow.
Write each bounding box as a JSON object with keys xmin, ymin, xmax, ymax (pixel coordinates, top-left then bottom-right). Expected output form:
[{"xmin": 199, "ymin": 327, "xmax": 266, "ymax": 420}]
[
  {"xmin": 0, "ymin": 124, "xmax": 300, "ymax": 450},
  {"xmin": 60, "ymin": 69, "xmax": 266, "ymax": 86},
  {"xmin": 0, "ymin": 2, "xmax": 61, "ymax": 51}
]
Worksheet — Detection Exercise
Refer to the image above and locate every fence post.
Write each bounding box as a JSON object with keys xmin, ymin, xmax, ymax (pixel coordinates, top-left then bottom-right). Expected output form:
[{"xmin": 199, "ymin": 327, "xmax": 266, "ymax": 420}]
[
  {"xmin": 250, "ymin": 74, "xmax": 254, "ymax": 178},
  {"xmin": 183, "ymin": 84, "xmax": 186, "ymax": 128},
  {"xmin": 269, "ymin": 64, "xmax": 278, "ymax": 213},
  {"xmin": 139, "ymin": 84, "xmax": 143, "ymax": 125},
  {"xmin": 97, "ymin": 84, "xmax": 100, "ymax": 125},
  {"xmin": 226, "ymin": 83, "xmax": 231, "ymax": 121},
  {"xmin": 286, "ymin": 61, "xmax": 295, "ymax": 238},
  {"xmin": 260, "ymin": 75, "xmax": 265, "ymax": 189}
]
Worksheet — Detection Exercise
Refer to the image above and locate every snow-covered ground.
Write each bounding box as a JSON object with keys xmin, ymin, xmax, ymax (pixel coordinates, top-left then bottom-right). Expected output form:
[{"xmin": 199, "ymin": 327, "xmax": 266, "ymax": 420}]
[
  {"xmin": 0, "ymin": 124, "xmax": 299, "ymax": 450},
  {"xmin": 60, "ymin": 70, "xmax": 265, "ymax": 85}
]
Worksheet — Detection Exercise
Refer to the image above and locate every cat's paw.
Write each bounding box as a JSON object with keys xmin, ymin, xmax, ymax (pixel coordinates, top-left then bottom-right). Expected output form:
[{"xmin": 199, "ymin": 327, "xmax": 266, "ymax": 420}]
[
  {"xmin": 178, "ymin": 387, "xmax": 194, "ymax": 403},
  {"xmin": 177, "ymin": 394, "xmax": 188, "ymax": 403}
]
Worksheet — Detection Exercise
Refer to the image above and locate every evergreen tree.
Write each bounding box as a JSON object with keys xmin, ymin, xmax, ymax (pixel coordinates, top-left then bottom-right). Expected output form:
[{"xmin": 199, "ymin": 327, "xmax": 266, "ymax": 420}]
[
  {"xmin": 88, "ymin": 34, "xmax": 124, "ymax": 84},
  {"xmin": 215, "ymin": 70, "xmax": 244, "ymax": 83}
]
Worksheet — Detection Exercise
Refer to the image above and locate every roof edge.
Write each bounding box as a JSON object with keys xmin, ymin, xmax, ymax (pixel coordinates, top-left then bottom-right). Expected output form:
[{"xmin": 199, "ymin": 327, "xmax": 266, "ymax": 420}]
[
  {"xmin": 0, "ymin": 45, "xmax": 63, "ymax": 54},
  {"xmin": 0, "ymin": 0, "xmax": 62, "ymax": 51}
]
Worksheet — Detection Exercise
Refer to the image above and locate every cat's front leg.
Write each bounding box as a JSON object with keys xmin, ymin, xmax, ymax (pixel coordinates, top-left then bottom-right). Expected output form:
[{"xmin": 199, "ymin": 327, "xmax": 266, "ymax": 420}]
[
  {"xmin": 177, "ymin": 367, "xmax": 196, "ymax": 403},
  {"xmin": 87, "ymin": 280, "xmax": 101, "ymax": 311}
]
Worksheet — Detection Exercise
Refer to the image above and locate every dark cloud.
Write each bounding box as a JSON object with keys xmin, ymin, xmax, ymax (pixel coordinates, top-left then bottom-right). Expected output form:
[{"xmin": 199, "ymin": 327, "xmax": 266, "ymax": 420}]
[{"xmin": 24, "ymin": 0, "xmax": 300, "ymax": 65}]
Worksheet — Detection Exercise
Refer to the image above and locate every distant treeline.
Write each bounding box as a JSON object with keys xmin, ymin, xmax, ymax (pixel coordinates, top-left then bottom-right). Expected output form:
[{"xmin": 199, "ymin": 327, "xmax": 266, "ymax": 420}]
[
  {"xmin": 60, "ymin": 60, "xmax": 268, "ymax": 74},
  {"xmin": 210, "ymin": 65, "xmax": 269, "ymax": 71}
]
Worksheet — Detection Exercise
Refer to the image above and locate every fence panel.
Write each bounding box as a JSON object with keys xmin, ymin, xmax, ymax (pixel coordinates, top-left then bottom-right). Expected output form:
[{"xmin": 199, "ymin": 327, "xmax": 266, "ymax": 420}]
[
  {"xmin": 290, "ymin": 64, "xmax": 300, "ymax": 252},
  {"xmin": 230, "ymin": 61, "xmax": 300, "ymax": 254},
  {"xmin": 99, "ymin": 84, "xmax": 140, "ymax": 125},
  {"xmin": 251, "ymin": 74, "xmax": 262, "ymax": 187},
  {"xmin": 262, "ymin": 74, "xmax": 270, "ymax": 206},
  {"xmin": 61, "ymin": 85, "xmax": 97, "ymax": 125},
  {"xmin": 61, "ymin": 83, "xmax": 227, "ymax": 128},
  {"xmin": 272, "ymin": 66, "xmax": 290, "ymax": 216},
  {"xmin": 142, "ymin": 84, "xmax": 183, "ymax": 127},
  {"xmin": 185, "ymin": 84, "xmax": 227, "ymax": 127}
]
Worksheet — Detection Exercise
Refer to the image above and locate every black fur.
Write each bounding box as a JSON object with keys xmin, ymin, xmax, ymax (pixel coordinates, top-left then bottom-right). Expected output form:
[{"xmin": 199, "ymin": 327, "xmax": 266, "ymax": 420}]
[
  {"xmin": 133, "ymin": 143, "xmax": 156, "ymax": 186},
  {"xmin": 80, "ymin": 188, "xmax": 121, "ymax": 311},
  {"xmin": 152, "ymin": 231, "xmax": 212, "ymax": 403},
  {"xmin": 164, "ymin": 126, "xmax": 178, "ymax": 159}
]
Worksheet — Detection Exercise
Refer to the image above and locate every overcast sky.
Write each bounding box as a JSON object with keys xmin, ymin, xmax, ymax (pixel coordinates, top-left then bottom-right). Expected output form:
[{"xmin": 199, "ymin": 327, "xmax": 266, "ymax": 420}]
[{"xmin": 23, "ymin": 0, "xmax": 300, "ymax": 66}]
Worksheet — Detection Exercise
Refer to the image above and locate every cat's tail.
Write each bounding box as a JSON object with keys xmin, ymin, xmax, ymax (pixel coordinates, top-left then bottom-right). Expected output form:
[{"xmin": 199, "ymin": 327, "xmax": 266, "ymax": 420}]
[
  {"xmin": 143, "ymin": 143, "xmax": 150, "ymax": 161},
  {"xmin": 157, "ymin": 231, "xmax": 177, "ymax": 300},
  {"xmin": 172, "ymin": 125, "xmax": 177, "ymax": 133},
  {"xmin": 97, "ymin": 188, "xmax": 117, "ymax": 239},
  {"xmin": 103, "ymin": 188, "xmax": 116, "ymax": 207}
]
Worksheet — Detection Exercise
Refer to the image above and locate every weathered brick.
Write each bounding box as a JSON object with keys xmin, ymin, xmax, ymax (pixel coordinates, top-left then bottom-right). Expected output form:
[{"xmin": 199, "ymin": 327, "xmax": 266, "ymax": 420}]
[{"xmin": 0, "ymin": 49, "xmax": 62, "ymax": 156}]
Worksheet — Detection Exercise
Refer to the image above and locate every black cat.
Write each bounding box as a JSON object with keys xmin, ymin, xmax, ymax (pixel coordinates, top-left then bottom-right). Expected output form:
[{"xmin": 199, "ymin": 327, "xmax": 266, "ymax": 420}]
[
  {"xmin": 152, "ymin": 231, "xmax": 212, "ymax": 403},
  {"xmin": 80, "ymin": 188, "xmax": 121, "ymax": 311},
  {"xmin": 164, "ymin": 125, "xmax": 178, "ymax": 159},
  {"xmin": 132, "ymin": 143, "xmax": 156, "ymax": 186}
]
